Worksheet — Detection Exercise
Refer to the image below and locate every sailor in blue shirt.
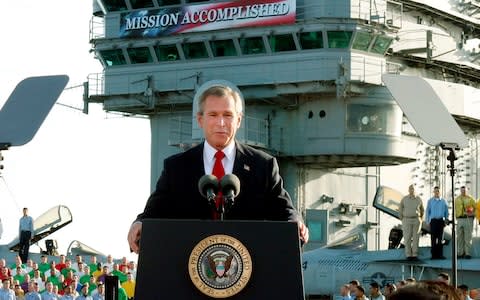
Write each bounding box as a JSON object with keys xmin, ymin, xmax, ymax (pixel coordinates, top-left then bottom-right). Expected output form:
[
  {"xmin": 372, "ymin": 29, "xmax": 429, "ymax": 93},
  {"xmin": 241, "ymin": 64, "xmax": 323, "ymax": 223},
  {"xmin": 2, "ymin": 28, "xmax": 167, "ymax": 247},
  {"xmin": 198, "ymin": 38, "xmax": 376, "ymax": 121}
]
[
  {"xmin": 426, "ymin": 186, "xmax": 449, "ymax": 259},
  {"xmin": 41, "ymin": 282, "xmax": 59, "ymax": 300},
  {"xmin": 19, "ymin": 207, "xmax": 34, "ymax": 263},
  {"xmin": 0, "ymin": 278, "xmax": 16, "ymax": 300},
  {"xmin": 24, "ymin": 281, "xmax": 42, "ymax": 300}
]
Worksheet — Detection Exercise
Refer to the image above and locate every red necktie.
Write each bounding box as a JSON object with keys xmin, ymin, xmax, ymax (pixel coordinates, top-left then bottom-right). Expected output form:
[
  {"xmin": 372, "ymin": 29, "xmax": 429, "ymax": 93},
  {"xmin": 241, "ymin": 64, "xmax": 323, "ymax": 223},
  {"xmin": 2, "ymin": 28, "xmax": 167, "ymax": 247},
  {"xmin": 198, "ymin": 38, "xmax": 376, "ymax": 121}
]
[{"xmin": 212, "ymin": 151, "xmax": 225, "ymax": 219}]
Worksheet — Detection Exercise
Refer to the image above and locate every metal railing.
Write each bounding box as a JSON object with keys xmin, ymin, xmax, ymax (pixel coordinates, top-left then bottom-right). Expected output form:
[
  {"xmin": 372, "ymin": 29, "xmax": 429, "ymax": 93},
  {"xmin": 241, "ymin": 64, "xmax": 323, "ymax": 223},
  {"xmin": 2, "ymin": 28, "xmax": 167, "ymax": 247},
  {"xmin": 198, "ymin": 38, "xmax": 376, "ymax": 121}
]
[{"xmin": 168, "ymin": 115, "xmax": 269, "ymax": 149}]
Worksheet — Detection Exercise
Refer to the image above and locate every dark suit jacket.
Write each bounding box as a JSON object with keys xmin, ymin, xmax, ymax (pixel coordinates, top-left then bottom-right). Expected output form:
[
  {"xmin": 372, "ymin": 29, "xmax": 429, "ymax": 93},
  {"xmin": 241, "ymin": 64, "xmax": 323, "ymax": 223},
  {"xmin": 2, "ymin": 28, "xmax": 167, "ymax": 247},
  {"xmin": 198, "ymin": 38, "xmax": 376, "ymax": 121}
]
[{"xmin": 137, "ymin": 141, "xmax": 301, "ymax": 222}]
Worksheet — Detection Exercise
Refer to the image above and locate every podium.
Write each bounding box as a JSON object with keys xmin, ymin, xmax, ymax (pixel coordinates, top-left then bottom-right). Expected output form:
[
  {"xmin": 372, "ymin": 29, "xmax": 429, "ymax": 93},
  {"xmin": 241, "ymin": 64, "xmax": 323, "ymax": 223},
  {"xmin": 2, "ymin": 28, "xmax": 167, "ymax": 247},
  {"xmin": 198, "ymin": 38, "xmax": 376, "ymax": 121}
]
[{"xmin": 135, "ymin": 219, "xmax": 305, "ymax": 299}]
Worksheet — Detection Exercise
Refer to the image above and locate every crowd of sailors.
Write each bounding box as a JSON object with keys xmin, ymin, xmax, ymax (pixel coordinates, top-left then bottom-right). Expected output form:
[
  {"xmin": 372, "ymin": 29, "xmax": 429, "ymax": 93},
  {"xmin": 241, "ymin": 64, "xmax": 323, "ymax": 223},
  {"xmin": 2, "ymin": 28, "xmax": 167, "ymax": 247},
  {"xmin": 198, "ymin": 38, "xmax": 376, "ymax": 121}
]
[
  {"xmin": 0, "ymin": 254, "xmax": 136, "ymax": 300},
  {"xmin": 339, "ymin": 274, "xmax": 480, "ymax": 300}
]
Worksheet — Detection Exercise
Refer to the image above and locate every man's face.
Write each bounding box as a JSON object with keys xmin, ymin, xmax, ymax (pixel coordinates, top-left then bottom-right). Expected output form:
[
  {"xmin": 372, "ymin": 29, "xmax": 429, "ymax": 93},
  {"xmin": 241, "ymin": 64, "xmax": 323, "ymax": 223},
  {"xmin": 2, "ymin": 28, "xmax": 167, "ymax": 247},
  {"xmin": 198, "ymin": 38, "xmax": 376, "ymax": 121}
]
[
  {"xmin": 197, "ymin": 94, "xmax": 242, "ymax": 150},
  {"xmin": 461, "ymin": 187, "xmax": 466, "ymax": 196}
]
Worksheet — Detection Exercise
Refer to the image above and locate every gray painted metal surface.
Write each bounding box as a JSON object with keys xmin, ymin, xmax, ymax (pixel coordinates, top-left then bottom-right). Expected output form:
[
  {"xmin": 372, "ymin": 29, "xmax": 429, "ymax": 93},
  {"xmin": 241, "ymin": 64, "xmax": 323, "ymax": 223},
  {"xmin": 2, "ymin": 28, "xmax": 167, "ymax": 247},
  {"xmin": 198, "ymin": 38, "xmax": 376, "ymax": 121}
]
[{"xmin": 0, "ymin": 75, "xmax": 69, "ymax": 148}]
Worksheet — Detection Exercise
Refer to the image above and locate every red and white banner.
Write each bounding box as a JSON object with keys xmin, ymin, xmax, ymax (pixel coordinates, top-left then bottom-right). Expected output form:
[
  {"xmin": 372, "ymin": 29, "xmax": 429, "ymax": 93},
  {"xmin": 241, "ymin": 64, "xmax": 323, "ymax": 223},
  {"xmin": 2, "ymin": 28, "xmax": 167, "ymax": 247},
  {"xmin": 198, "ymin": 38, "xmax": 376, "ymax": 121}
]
[{"xmin": 120, "ymin": 0, "xmax": 296, "ymax": 38}]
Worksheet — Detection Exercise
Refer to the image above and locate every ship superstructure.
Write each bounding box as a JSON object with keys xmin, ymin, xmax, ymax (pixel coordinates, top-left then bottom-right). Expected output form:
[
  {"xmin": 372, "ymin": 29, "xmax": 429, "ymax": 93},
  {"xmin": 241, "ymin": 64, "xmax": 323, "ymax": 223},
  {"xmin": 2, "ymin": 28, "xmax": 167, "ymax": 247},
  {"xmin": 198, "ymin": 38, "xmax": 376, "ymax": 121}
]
[{"xmin": 86, "ymin": 0, "xmax": 480, "ymax": 295}]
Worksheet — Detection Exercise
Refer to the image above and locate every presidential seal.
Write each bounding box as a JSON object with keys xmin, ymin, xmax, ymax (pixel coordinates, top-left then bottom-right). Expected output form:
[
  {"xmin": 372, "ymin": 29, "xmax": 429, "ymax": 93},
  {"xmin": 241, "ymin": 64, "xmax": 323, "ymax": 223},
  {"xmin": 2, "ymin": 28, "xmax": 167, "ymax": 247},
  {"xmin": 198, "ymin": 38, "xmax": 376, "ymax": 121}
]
[{"xmin": 189, "ymin": 234, "xmax": 252, "ymax": 298}]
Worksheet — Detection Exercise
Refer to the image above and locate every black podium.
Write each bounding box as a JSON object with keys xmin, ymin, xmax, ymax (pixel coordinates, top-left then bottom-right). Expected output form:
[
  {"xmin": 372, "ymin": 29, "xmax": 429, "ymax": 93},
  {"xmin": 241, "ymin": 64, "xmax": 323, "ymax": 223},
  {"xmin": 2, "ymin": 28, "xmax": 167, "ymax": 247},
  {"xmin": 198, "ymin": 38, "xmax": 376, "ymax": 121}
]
[{"xmin": 135, "ymin": 219, "xmax": 305, "ymax": 299}]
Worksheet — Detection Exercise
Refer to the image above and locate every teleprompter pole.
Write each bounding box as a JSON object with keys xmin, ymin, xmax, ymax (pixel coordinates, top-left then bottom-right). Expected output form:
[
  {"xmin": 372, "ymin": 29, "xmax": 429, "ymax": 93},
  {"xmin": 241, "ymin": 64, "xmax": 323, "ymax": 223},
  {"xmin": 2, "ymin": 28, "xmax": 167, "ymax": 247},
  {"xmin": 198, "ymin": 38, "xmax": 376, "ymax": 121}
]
[{"xmin": 442, "ymin": 144, "xmax": 458, "ymax": 288}]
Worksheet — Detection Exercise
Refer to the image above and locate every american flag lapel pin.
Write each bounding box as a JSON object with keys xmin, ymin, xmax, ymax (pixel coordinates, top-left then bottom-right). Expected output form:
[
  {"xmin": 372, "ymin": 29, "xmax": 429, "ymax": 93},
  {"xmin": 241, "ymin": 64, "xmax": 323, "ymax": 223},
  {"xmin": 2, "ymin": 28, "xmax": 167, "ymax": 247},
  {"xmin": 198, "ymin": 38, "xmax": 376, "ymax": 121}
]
[{"xmin": 244, "ymin": 164, "xmax": 250, "ymax": 171}]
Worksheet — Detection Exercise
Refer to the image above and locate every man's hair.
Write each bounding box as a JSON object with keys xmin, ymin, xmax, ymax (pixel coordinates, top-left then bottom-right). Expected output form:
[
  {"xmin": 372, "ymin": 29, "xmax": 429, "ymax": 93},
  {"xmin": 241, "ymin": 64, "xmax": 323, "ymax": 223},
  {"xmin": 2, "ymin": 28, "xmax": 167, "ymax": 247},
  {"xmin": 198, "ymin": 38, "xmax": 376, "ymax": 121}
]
[
  {"xmin": 349, "ymin": 280, "xmax": 360, "ymax": 286},
  {"xmin": 438, "ymin": 272, "xmax": 450, "ymax": 281},
  {"xmin": 197, "ymin": 85, "xmax": 243, "ymax": 115},
  {"xmin": 356, "ymin": 286, "xmax": 365, "ymax": 294},
  {"xmin": 385, "ymin": 283, "xmax": 397, "ymax": 292},
  {"xmin": 370, "ymin": 282, "xmax": 380, "ymax": 289},
  {"xmin": 389, "ymin": 281, "xmax": 460, "ymax": 300}
]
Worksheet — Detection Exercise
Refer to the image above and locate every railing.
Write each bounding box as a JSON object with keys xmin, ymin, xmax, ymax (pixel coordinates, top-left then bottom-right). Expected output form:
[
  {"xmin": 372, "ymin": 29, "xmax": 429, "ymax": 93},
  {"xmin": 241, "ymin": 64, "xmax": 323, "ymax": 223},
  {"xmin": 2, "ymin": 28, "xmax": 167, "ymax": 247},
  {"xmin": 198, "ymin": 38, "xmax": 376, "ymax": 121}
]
[
  {"xmin": 86, "ymin": 73, "xmax": 105, "ymax": 97},
  {"xmin": 90, "ymin": 16, "xmax": 105, "ymax": 41},
  {"xmin": 86, "ymin": 54, "xmax": 401, "ymax": 98},
  {"xmin": 90, "ymin": 0, "xmax": 397, "ymax": 42},
  {"xmin": 245, "ymin": 117, "xmax": 268, "ymax": 147},
  {"xmin": 168, "ymin": 115, "xmax": 269, "ymax": 149},
  {"xmin": 350, "ymin": 55, "xmax": 402, "ymax": 84},
  {"xmin": 168, "ymin": 115, "xmax": 192, "ymax": 147}
]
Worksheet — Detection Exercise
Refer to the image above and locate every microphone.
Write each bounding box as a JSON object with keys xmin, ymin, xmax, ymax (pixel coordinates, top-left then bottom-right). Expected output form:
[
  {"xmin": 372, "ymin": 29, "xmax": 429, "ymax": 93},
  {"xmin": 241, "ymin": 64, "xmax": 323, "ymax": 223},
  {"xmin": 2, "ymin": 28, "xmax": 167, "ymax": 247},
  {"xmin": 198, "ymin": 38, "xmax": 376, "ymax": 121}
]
[
  {"xmin": 198, "ymin": 174, "xmax": 219, "ymax": 201},
  {"xmin": 220, "ymin": 174, "xmax": 240, "ymax": 211}
]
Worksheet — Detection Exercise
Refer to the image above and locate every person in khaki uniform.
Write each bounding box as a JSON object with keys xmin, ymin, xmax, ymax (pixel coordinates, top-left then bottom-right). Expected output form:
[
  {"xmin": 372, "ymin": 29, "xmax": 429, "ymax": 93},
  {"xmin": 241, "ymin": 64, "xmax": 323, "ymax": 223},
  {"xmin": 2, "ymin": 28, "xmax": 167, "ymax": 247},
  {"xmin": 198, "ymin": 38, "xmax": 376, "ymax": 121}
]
[
  {"xmin": 455, "ymin": 186, "xmax": 476, "ymax": 259},
  {"xmin": 399, "ymin": 184, "xmax": 424, "ymax": 261}
]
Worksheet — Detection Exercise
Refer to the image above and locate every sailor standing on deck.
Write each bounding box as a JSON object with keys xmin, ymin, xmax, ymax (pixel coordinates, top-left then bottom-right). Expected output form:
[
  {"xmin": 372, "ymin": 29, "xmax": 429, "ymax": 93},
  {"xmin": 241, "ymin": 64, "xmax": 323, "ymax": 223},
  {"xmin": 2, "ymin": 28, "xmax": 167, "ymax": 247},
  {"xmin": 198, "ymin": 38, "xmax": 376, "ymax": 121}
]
[
  {"xmin": 454, "ymin": 186, "xmax": 476, "ymax": 259},
  {"xmin": 399, "ymin": 184, "xmax": 424, "ymax": 261},
  {"xmin": 426, "ymin": 186, "xmax": 449, "ymax": 260},
  {"xmin": 18, "ymin": 207, "xmax": 34, "ymax": 263}
]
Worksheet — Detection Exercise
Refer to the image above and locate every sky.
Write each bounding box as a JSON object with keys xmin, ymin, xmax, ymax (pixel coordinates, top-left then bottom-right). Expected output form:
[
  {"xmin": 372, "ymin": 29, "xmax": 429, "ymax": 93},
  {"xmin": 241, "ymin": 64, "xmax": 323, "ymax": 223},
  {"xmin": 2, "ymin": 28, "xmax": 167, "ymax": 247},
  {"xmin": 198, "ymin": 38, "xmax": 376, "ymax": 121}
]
[{"xmin": 0, "ymin": 1, "xmax": 150, "ymax": 261}]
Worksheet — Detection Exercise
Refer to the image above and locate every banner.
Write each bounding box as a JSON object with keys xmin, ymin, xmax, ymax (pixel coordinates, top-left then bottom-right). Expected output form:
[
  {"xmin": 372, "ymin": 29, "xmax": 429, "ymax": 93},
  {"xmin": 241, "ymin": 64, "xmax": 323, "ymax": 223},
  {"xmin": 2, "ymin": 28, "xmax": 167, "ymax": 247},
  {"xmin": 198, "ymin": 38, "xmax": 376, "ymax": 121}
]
[{"xmin": 119, "ymin": 0, "xmax": 296, "ymax": 38}]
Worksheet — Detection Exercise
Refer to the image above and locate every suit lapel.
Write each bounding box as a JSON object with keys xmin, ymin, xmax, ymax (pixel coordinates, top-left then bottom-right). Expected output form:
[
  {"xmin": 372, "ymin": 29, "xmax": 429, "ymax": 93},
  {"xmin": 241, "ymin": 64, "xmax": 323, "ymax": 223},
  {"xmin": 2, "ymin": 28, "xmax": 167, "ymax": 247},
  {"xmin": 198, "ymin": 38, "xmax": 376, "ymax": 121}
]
[
  {"xmin": 233, "ymin": 142, "xmax": 253, "ymax": 181},
  {"xmin": 190, "ymin": 143, "xmax": 206, "ymax": 179}
]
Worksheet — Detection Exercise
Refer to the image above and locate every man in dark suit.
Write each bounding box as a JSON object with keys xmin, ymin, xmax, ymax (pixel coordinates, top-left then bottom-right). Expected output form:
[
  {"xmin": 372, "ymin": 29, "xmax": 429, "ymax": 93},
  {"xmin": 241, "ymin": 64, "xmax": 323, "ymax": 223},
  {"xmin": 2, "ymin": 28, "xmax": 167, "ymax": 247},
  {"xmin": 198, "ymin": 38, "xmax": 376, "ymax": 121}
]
[{"xmin": 127, "ymin": 83, "xmax": 309, "ymax": 253}]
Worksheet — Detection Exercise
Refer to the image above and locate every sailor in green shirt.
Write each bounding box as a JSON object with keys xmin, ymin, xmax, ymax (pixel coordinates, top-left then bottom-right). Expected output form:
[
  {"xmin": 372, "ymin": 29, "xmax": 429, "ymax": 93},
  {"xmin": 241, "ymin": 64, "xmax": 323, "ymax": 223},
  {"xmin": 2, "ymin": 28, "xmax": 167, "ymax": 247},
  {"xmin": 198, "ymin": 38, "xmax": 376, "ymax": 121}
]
[
  {"xmin": 454, "ymin": 186, "xmax": 476, "ymax": 259},
  {"xmin": 111, "ymin": 264, "xmax": 127, "ymax": 283},
  {"xmin": 38, "ymin": 255, "xmax": 50, "ymax": 275}
]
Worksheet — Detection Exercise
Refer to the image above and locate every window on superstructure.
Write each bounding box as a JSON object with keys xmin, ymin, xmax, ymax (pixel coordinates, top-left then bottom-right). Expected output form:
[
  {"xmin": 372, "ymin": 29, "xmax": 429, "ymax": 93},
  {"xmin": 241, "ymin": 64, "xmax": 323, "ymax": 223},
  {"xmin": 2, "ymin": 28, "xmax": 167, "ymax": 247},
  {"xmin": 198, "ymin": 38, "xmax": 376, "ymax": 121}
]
[
  {"xmin": 99, "ymin": 49, "xmax": 127, "ymax": 66},
  {"xmin": 345, "ymin": 103, "xmax": 402, "ymax": 136},
  {"xmin": 127, "ymin": 47, "xmax": 153, "ymax": 64},
  {"xmin": 352, "ymin": 32, "xmax": 374, "ymax": 51},
  {"xmin": 327, "ymin": 31, "xmax": 353, "ymax": 48},
  {"xmin": 102, "ymin": 0, "xmax": 128, "ymax": 12},
  {"xmin": 299, "ymin": 31, "xmax": 324, "ymax": 49},
  {"xmin": 155, "ymin": 44, "xmax": 180, "ymax": 61},
  {"xmin": 211, "ymin": 40, "xmax": 237, "ymax": 57},
  {"xmin": 239, "ymin": 37, "xmax": 266, "ymax": 55},
  {"xmin": 269, "ymin": 34, "xmax": 296, "ymax": 52},
  {"xmin": 158, "ymin": 0, "xmax": 181, "ymax": 5},
  {"xmin": 130, "ymin": 0, "xmax": 155, "ymax": 9},
  {"xmin": 182, "ymin": 42, "xmax": 209, "ymax": 59},
  {"xmin": 370, "ymin": 36, "xmax": 393, "ymax": 55},
  {"xmin": 305, "ymin": 209, "xmax": 328, "ymax": 245}
]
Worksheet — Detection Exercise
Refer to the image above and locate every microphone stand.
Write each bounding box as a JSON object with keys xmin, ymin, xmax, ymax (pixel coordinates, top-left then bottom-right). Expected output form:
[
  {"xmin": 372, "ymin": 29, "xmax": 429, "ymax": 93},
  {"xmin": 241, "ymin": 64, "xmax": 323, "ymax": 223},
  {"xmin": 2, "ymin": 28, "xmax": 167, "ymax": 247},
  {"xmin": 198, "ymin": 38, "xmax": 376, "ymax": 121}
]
[
  {"xmin": 207, "ymin": 195, "xmax": 217, "ymax": 217},
  {"xmin": 219, "ymin": 199, "xmax": 225, "ymax": 221}
]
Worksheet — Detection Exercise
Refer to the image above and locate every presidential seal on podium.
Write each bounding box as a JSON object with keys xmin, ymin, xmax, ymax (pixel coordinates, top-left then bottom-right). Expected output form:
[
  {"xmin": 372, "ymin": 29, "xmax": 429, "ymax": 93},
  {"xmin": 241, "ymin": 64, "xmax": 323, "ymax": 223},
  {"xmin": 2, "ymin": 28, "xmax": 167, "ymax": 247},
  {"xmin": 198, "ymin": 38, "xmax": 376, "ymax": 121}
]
[{"xmin": 189, "ymin": 234, "xmax": 252, "ymax": 298}]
